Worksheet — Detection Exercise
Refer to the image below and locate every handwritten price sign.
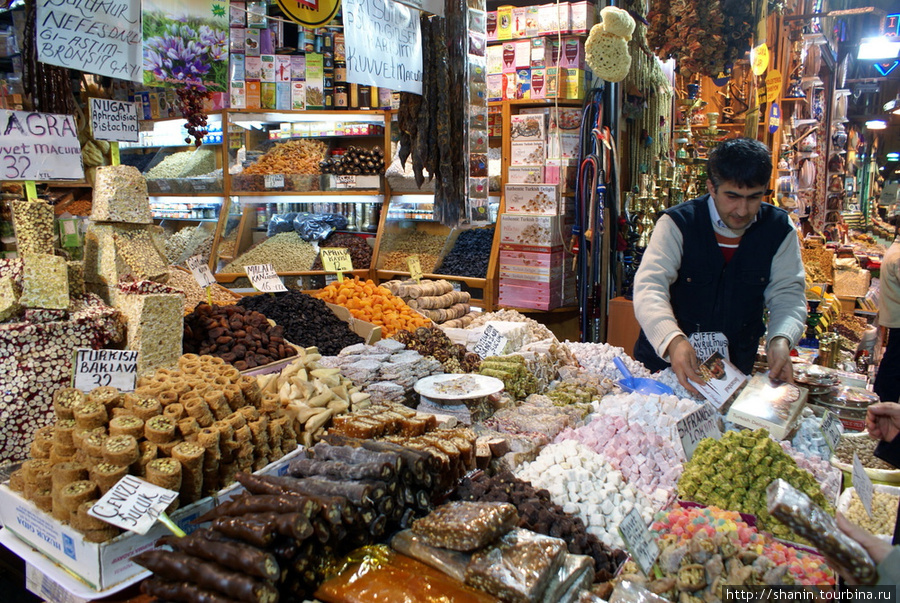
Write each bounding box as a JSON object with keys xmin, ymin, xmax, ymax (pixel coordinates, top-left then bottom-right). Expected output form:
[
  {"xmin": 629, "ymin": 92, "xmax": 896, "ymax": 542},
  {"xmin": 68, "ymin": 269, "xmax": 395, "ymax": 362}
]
[
  {"xmin": 186, "ymin": 255, "xmax": 216, "ymax": 288},
  {"xmin": 89, "ymin": 98, "xmax": 139, "ymax": 143},
  {"xmin": 618, "ymin": 508, "xmax": 659, "ymax": 576},
  {"xmin": 73, "ymin": 348, "xmax": 138, "ymax": 392},
  {"xmin": 473, "ymin": 325, "xmax": 508, "ymax": 359},
  {"xmin": 246, "ymin": 264, "xmax": 288, "ymax": 293},
  {"xmin": 0, "ymin": 111, "xmax": 84, "ymax": 180},
  {"xmin": 676, "ymin": 403, "xmax": 722, "ymax": 461},
  {"xmin": 89, "ymin": 475, "xmax": 178, "ymax": 535},
  {"xmin": 407, "ymin": 255, "xmax": 423, "ymax": 282},
  {"xmin": 320, "ymin": 248, "xmax": 353, "ymax": 281}
]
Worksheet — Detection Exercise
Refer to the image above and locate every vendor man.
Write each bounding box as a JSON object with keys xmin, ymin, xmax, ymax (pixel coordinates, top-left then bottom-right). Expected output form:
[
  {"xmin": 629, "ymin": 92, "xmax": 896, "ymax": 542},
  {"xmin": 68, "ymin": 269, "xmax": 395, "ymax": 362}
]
[{"xmin": 632, "ymin": 137, "xmax": 807, "ymax": 394}]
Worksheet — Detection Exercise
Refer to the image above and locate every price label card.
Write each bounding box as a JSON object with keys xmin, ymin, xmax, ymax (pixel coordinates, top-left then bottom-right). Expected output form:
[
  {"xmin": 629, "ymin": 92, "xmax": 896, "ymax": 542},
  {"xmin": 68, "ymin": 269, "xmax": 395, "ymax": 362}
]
[
  {"xmin": 473, "ymin": 325, "xmax": 508, "ymax": 359},
  {"xmin": 820, "ymin": 410, "xmax": 843, "ymax": 452},
  {"xmin": 186, "ymin": 254, "xmax": 216, "ymax": 288},
  {"xmin": 88, "ymin": 475, "xmax": 178, "ymax": 535},
  {"xmin": 73, "ymin": 348, "xmax": 138, "ymax": 392},
  {"xmin": 320, "ymin": 248, "xmax": 354, "ymax": 280},
  {"xmin": 264, "ymin": 174, "xmax": 285, "ymax": 189},
  {"xmin": 0, "ymin": 110, "xmax": 84, "ymax": 181},
  {"xmin": 245, "ymin": 264, "xmax": 288, "ymax": 293},
  {"xmin": 751, "ymin": 43, "xmax": 769, "ymax": 75},
  {"xmin": 676, "ymin": 403, "xmax": 722, "ymax": 461},
  {"xmin": 335, "ymin": 175, "xmax": 358, "ymax": 188},
  {"xmin": 766, "ymin": 70, "xmax": 782, "ymax": 102},
  {"xmin": 618, "ymin": 507, "xmax": 659, "ymax": 576},
  {"xmin": 852, "ymin": 452, "xmax": 875, "ymax": 518},
  {"xmin": 407, "ymin": 255, "xmax": 423, "ymax": 282},
  {"xmin": 89, "ymin": 98, "xmax": 139, "ymax": 143}
]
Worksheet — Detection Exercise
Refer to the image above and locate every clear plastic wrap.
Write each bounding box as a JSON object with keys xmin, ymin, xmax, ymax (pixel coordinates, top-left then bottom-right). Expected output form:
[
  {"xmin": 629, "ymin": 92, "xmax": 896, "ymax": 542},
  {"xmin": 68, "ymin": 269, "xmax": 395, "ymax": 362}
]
[
  {"xmin": 314, "ymin": 546, "xmax": 499, "ymax": 603},
  {"xmin": 267, "ymin": 212, "xmax": 300, "ymax": 237},
  {"xmin": 412, "ymin": 501, "xmax": 519, "ymax": 552},
  {"xmin": 464, "ymin": 528, "xmax": 567, "ymax": 603},
  {"xmin": 608, "ymin": 581, "xmax": 670, "ymax": 603},
  {"xmin": 540, "ymin": 554, "xmax": 594, "ymax": 603},
  {"xmin": 391, "ymin": 529, "xmax": 471, "ymax": 583},
  {"xmin": 766, "ymin": 479, "xmax": 877, "ymax": 584}
]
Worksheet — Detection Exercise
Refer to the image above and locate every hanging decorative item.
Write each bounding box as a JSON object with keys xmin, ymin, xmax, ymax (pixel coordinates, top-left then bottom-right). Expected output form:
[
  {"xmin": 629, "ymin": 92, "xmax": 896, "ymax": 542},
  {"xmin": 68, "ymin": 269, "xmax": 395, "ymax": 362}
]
[
  {"xmin": 646, "ymin": 0, "xmax": 754, "ymax": 78},
  {"xmin": 585, "ymin": 7, "xmax": 636, "ymax": 82}
]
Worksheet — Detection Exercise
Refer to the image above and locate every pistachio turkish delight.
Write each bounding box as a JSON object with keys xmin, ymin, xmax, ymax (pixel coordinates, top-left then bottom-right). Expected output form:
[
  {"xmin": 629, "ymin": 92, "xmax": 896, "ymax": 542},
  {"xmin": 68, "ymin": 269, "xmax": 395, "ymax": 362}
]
[
  {"xmin": 11, "ymin": 200, "xmax": 54, "ymax": 255},
  {"xmin": 118, "ymin": 292, "xmax": 184, "ymax": 376},
  {"xmin": 91, "ymin": 165, "xmax": 153, "ymax": 224},
  {"xmin": 115, "ymin": 230, "xmax": 170, "ymax": 282},
  {"xmin": 0, "ymin": 275, "xmax": 20, "ymax": 321},
  {"xmin": 20, "ymin": 253, "xmax": 69, "ymax": 310}
]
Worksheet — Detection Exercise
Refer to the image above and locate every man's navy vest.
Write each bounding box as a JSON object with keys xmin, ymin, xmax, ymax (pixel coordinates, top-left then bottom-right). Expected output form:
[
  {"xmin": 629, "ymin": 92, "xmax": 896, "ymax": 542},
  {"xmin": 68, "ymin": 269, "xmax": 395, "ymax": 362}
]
[{"xmin": 633, "ymin": 195, "xmax": 793, "ymax": 375}]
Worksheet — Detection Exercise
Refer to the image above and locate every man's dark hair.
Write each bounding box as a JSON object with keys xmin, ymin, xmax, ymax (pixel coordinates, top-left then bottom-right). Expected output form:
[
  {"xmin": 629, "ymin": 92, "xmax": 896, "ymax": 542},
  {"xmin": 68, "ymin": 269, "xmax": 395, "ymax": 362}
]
[{"xmin": 707, "ymin": 137, "xmax": 773, "ymax": 189}]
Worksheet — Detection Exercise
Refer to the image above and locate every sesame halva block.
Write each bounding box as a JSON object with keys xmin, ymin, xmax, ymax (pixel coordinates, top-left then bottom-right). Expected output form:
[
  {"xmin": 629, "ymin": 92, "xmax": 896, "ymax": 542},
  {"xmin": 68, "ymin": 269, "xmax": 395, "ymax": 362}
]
[
  {"xmin": 20, "ymin": 253, "xmax": 69, "ymax": 310},
  {"xmin": 117, "ymin": 292, "xmax": 183, "ymax": 376},
  {"xmin": 91, "ymin": 165, "xmax": 153, "ymax": 224},
  {"xmin": 0, "ymin": 275, "xmax": 19, "ymax": 321},
  {"xmin": 11, "ymin": 200, "xmax": 55, "ymax": 255}
]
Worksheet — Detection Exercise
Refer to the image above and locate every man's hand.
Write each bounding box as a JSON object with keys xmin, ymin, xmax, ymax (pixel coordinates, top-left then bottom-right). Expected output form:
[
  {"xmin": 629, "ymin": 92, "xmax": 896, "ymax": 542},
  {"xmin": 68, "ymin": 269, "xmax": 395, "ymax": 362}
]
[
  {"xmin": 866, "ymin": 402, "xmax": 900, "ymax": 444},
  {"xmin": 667, "ymin": 336, "xmax": 705, "ymax": 396},
  {"xmin": 767, "ymin": 336, "xmax": 794, "ymax": 383},
  {"xmin": 824, "ymin": 513, "xmax": 892, "ymax": 584}
]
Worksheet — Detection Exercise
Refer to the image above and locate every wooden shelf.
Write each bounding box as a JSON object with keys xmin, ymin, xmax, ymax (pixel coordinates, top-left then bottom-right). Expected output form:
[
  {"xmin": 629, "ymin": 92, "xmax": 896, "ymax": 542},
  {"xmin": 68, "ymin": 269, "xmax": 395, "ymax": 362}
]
[
  {"xmin": 216, "ymin": 268, "xmax": 371, "ymax": 281},
  {"xmin": 233, "ymin": 190, "xmax": 382, "ymax": 197},
  {"xmin": 489, "ymin": 99, "xmax": 584, "ymax": 107}
]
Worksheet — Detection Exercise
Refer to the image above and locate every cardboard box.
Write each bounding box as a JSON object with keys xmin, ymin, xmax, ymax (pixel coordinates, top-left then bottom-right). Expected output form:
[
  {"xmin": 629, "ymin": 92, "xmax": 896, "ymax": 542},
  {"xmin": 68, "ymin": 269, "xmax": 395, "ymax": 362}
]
[
  {"xmin": 511, "ymin": 140, "xmax": 545, "ymax": 165},
  {"xmin": 540, "ymin": 3, "xmax": 568, "ymax": 36},
  {"xmin": 291, "ymin": 55, "xmax": 306, "ymax": 81},
  {"xmin": 512, "ymin": 6, "xmax": 527, "ymax": 37},
  {"xmin": 501, "ymin": 42, "xmax": 516, "ymax": 72},
  {"xmin": 548, "ymin": 132, "xmax": 580, "ymax": 160},
  {"xmin": 275, "ymin": 54, "xmax": 292, "ymax": 82},
  {"xmin": 499, "ymin": 265, "xmax": 567, "ymax": 281},
  {"xmin": 246, "ymin": 81, "xmax": 261, "ymax": 109},
  {"xmin": 561, "ymin": 36, "xmax": 585, "ymax": 69},
  {"xmin": 497, "ymin": 5, "xmax": 514, "ymax": 40},
  {"xmin": 487, "ymin": 11, "xmax": 498, "ymax": 40},
  {"xmin": 510, "ymin": 114, "xmax": 546, "ymax": 141},
  {"xmin": 515, "ymin": 41, "xmax": 531, "ymax": 69},
  {"xmin": 525, "ymin": 6, "xmax": 541, "ymax": 36},
  {"xmin": 261, "ymin": 82, "xmax": 276, "ymax": 109},
  {"xmin": 546, "ymin": 67, "xmax": 560, "ymax": 98},
  {"xmin": 500, "ymin": 214, "xmax": 572, "ymax": 248},
  {"xmin": 291, "ymin": 82, "xmax": 306, "ymax": 110},
  {"xmin": 725, "ymin": 374, "xmax": 808, "ymax": 440},
  {"xmin": 507, "ymin": 166, "xmax": 544, "ymax": 184},
  {"xmin": 515, "ymin": 68, "xmax": 531, "ymax": 99},
  {"xmin": 230, "ymin": 55, "xmax": 245, "ymax": 81},
  {"xmin": 230, "ymin": 81, "xmax": 246, "ymax": 109},
  {"xmin": 0, "ymin": 484, "xmax": 214, "ymax": 591},
  {"xmin": 487, "ymin": 44, "xmax": 503, "ymax": 75},
  {"xmin": 245, "ymin": 29, "xmax": 260, "ymax": 56},
  {"xmin": 326, "ymin": 302, "xmax": 381, "ymax": 344},
  {"xmin": 530, "ymin": 37, "xmax": 545, "ymax": 68},
  {"xmin": 502, "ymin": 73, "xmax": 517, "ymax": 101},
  {"xmin": 245, "ymin": 55, "xmax": 262, "ymax": 80},
  {"xmin": 499, "ymin": 248, "xmax": 567, "ymax": 270},
  {"xmin": 487, "ymin": 74, "xmax": 503, "ymax": 102},
  {"xmin": 260, "ymin": 54, "xmax": 276, "ymax": 82},
  {"xmin": 568, "ymin": 0, "xmax": 597, "ymax": 34},
  {"xmin": 531, "ymin": 68, "xmax": 547, "ymax": 99},
  {"xmin": 545, "ymin": 159, "xmax": 577, "ymax": 194},
  {"xmin": 562, "ymin": 68, "xmax": 587, "ymax": 100},
  {"xmin": 306, "ymin": 54, "xmax": 324, "ymax": 109},
  {"xmin": 229, "ymin": 27, "xmax": 245, "ymax": 53},
  {"xmin": 276, "ymin": 82, "xmax": 291, "ymax": 110},
  {"xmin": 504, "ymin": 184, "xmax": 560, "ymax": 214}
]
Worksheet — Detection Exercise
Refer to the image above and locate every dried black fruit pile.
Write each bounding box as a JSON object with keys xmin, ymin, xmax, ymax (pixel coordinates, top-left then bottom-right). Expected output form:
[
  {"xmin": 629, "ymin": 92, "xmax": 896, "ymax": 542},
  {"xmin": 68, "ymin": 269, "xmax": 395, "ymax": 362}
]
[
  {"xmin": 319, "ymin": 146, "xmax": 385, "ymax": 176},
  {"xmin": 238, "ymin": 291, "xmax": 363, "ymax": 356},
  {"xmin": 311, "ymin": 233, "xmax": 373, "ymax": 270},
  {"xmin": 454, "ymin": 471, "xmax": 627, "ymax": 583},
  {"xmin": 436, "ymin": 227, "xmax": 494, "ymax": 278}
]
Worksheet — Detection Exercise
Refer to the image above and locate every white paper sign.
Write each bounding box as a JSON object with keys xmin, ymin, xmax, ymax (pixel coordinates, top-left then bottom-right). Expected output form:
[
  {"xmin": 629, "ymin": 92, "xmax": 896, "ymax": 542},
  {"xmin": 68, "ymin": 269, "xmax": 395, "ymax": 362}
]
[
  {"xmin": 689, "ymin": 331, "xmax": 730, "ymax": 363},
  {"xmin": 473, "ymin": 325, "xmax": 508, "ymax": 359},
  {"xmin": 187, "ymin": 254, "xmax": 216, "ymax": 288},
  {"xmin": 820, "ymin": 410, "xmax": 843, "ymax": 452},
  {"xmin": 246, "ymin": 264, "xmax": 288, "ymax": 292},
  {"xmin": 676, "ymin": 403, "xmax": 722, "ymax": 461},
  {"xmin": 36, "ymin": 0, "xmax": 142, "ymax": 83},
  {"xmin": 618, "ymin": 507, "xmax": 659, "ymax": 576},
  {"xmin": 73, "ymin": 348, "xmax": 138, "ymax": 392},
  {"xmin": 88, "ymin": 475, "xmax": 179, "ymax": 535},
  {"xmin": 343, "ymin": 0, "xmax": 423, "ymax": 94},
  {"xmin": 393, "ymin": 0, "xmax": 444, "ymax": 15},
  {"xmin": 852, "ymin": 452, "xmax": 875, "ymax": 518},
  {"xmin": 264, "ymin": 174, "xmax": 285, "ymax": 188},
  {"xmin": 89, "ymin": 98, "xmax": 139, "ymax": 143},
  {"xmin": 0, "ymin": 111, "xmax": 83, "ymax": 180}
]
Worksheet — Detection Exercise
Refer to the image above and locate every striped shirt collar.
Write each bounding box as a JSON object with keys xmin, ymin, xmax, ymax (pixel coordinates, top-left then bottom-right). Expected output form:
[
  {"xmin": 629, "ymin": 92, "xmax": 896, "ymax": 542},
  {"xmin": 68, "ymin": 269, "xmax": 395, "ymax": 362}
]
[{"xmin": 707, "ymin": 193, "xmax": 757, "ymax": 233}]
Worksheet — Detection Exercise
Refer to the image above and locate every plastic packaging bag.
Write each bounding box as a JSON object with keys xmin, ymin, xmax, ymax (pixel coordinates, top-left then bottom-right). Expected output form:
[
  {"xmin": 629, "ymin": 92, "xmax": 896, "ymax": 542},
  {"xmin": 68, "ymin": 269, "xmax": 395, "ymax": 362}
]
[
  {"xmin": 766, "ymin": 479, "xmax": 877, "ymax": 584},
  {"xmin": 391, "ymin": 529, "xmax": 471, "ymax": 583},
  {"xmin": 315, "ymin": 546, "xmax": 499, "ymax": 603},
  {"xmin": 412, "ymin": 501, "xmax": 519, "ymax": 552},
  {"xmin": 266, "ymin": 212, "xmax": 299, "ymax": 237},
  {"xmin": 293, "ymin": 212, "xmax": 348, "ymax": 241},
  {"xmin": 465, "ymin": 528, "xmax": 567, "ymax": 603},
  {"xmin": 608, "ymin": 581, "xmax": 670, "ymax": 603},
  {"xmin": 540, "ymin": 554, "xmax": 594, "ymax": 603}
]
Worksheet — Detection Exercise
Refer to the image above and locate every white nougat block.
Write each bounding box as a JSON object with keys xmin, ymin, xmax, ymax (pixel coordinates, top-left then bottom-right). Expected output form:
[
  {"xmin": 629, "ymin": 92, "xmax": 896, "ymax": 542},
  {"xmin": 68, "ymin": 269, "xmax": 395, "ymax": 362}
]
[
  {"xmin": 0, "ymin": 275, "xmax": 19, "ymax": 320},
  {"xmin": 117, "ymin": 292, "xmax": 184, "ymax": 376},
  {"xmin": 20, "ymin": 253, "xmax": 69, "ymax": 310},
  {"xmin": 91, "ymin": 165, "xmax": 153, "ymax": 224},
  {"xmin": 83, "ymin": 223, "xmax": 168, "ymax": 289}
]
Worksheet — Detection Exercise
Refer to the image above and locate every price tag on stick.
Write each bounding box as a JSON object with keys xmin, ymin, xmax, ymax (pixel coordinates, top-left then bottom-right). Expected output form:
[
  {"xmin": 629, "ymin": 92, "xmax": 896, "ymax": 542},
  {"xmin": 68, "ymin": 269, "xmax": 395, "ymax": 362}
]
[
  {"xmin": 407, "ymin": 255, "xmax": 423, "ymax": 282},
  {"xmin": 72, "ymin": 348, "xmax": 138, "ymax": 392},
  {"xmin": 187, "ymin": 255, "xmax": 216, "ymax": 288},
  {"xmin": 618, "ymin": 507, "xmax": 660, "ymax": 576},
  {"xmin": 676, "ymin": 403, "xmax": 722, "ymax": 461},
  {"xmin": 820, "ymin": 410, "xmax": 843, "ymax": 452},
  {"xmin": 246, "ymin": 264, "xmax": 288, "ymax": 293},
  {"xmin": 852, "ymin": 452, "xmax": 875, "ymax": 518},
  {"xmin": 320, "ymin": 248, "xmax": 353, "ymax": 282},
  {"xmin": 473, "ymin": 325, "xmax": 508, "ymax": 358},
  {"xmin": 88, "ymin": 475, "xmax": 184, "ymax": 536}
]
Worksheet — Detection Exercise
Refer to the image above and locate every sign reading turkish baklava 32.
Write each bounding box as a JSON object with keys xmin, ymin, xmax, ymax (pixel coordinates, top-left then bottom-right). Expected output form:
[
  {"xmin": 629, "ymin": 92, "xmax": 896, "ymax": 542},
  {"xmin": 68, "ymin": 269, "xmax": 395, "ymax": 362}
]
[
  {"xmin": 276, "ymin": 0, "xmax": 341, "ymax": 28},
  {"xmin": 343, "ymin": 0, "xmax": 423, "ymax": 94},
  {"xmin": 0, "ymin": 111, "xmax": 83, "ymax": 180}
]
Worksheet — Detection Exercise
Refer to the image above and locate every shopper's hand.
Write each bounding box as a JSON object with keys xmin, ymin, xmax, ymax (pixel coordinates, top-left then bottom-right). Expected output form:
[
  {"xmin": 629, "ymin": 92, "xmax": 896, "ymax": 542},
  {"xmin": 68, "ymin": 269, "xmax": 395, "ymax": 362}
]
[
  {"xmin": 823, "ymin": 513, "xmax": 893, "ymax": 584},
  {"xmin": 866, "ymin": 402, "xmax": 900, "ymax": 443},
  {"xmin": 666, "ymin": 336, "xmax": 704, "ymax": 396},
  {"xmin": 767, "ymin": 337, "xmax": 794, "ymax": 383}
]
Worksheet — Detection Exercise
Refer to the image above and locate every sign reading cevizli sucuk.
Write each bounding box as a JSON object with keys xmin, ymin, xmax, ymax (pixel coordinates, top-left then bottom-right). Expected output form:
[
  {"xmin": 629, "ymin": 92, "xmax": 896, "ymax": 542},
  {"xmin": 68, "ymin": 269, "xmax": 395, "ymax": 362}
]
[
  {"xmin": 89, "ymin": 98, "xmax": 139, "ymax": 142},
  {"xmin": 88, "ymin": 475, "xmax": 178, "ymax": 534},
  {"xmin": 73, "ymin": 348, "xmax": 138, "ymax": 392},
  {"xmin": 0, "ymin": 111, "xmax": 84, "ymax": 180},
  {"xmin": 36, "ymin": 0, "xmax": 142, "ymax": 83}
]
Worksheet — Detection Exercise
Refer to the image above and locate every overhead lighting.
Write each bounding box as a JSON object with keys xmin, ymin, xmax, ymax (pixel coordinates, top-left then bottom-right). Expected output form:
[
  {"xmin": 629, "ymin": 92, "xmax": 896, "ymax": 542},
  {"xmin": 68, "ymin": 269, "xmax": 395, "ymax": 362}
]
[
  {"xmin": 885, "ymin": 97, "xmax": 900, "ymax": 115},
  {"xmin": 866, "ymin": 119, "xmax": 888, "ymax": 130},
  {"xmin": 888, "ymin": 153, "xmax": 900, "ymax": 161},
  {"xmin": 858, "ymin": 37, "xmax": 900, "ymax": 60}
]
